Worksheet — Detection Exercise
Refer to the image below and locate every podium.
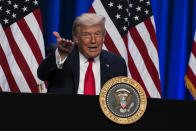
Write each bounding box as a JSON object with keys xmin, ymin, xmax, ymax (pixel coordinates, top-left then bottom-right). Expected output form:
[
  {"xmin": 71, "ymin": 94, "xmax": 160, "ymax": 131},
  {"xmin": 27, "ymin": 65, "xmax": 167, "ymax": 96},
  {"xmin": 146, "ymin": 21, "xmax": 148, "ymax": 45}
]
[{"xmin": 0, "ymin": 92, "xmax": 196, "ymax": 130}]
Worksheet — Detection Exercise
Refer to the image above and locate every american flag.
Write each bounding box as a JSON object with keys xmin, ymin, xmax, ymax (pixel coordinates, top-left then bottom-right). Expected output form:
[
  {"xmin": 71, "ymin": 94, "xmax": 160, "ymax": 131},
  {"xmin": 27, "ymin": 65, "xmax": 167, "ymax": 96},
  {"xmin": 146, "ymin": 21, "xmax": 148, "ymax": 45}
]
[
  {"xmin": 0, "ymin": 0, "xmax": 46, "ymax": 92},
  {"xmin": 89, "ymin": 0, "xmax": 161, "ymax": 98},
  {"xmin": 185, "ymin": 30, "xmax": 196, "ymax": 99}
]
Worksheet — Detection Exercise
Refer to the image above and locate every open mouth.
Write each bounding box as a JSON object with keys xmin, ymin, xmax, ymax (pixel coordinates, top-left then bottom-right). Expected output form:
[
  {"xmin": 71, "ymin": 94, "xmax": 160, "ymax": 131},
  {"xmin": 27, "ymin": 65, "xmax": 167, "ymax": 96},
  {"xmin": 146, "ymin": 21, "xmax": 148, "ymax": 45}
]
[{"xmin": 88, "ymin": 46, "xmax": 98, "ymax": 51}]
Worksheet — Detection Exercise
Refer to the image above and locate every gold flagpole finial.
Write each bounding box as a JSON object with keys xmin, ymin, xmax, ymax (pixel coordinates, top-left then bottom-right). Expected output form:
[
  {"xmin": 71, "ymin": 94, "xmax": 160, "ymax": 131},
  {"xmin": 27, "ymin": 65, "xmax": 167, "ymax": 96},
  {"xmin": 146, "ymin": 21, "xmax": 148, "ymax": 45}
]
[{"xmin": 38, "ymin": 84, "xmax": 42, "ymax": 93}]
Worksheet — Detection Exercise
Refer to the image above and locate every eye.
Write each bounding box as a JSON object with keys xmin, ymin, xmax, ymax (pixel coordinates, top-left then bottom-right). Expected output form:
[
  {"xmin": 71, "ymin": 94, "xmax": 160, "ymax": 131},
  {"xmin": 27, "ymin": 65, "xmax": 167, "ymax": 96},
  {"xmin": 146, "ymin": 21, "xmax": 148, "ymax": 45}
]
[
  {"xmin": 94, "ymin": 32, "xmax": 103, "ymax": 37},
  {"xmin": 81, "ymin": 33, "xmax": 90, "ymax": 38}
]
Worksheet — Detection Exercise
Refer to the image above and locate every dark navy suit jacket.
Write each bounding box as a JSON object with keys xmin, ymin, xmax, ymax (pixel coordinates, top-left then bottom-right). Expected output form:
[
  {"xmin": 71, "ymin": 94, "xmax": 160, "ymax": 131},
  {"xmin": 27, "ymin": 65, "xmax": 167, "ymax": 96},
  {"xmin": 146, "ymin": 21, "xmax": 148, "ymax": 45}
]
[{"xmin": 37, "ymin": 45, "xmax": 127, "ymax": 94}]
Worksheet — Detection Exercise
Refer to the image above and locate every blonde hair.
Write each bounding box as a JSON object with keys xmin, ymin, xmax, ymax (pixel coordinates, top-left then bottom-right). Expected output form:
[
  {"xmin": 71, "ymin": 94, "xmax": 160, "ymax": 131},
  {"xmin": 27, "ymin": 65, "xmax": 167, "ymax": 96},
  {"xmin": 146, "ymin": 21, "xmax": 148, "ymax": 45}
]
[{"xmin": 72, "ymin": 13, "xmax": 106, "ymax": 36}]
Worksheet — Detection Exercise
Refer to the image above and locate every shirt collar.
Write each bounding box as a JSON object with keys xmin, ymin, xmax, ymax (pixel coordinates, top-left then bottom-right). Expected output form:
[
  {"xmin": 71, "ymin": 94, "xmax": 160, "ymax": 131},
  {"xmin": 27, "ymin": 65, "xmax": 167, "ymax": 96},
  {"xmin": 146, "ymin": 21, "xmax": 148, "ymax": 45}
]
[{"xmin": 79, "ymin": 52, "xmax": 100, "ymax": 64}]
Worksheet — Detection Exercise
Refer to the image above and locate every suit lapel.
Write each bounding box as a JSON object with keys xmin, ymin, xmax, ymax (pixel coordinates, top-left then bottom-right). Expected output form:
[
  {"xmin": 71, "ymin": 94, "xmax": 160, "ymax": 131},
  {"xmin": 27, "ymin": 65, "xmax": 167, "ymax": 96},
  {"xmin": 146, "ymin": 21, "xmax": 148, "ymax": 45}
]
[
  {"xmin": 100, "ymin": 51, "xmax": 111, "ymax": 88},
  {"xmin": 70, "ymin": 45, "xmax": 80, "ymax": 93}
]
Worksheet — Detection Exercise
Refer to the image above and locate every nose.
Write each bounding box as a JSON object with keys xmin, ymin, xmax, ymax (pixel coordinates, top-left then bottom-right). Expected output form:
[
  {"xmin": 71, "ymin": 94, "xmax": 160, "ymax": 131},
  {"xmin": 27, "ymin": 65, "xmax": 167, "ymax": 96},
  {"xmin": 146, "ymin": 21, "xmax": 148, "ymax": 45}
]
[{"xmin": 91, "ymin": 34, "xmax": 96, "ymax": 44}]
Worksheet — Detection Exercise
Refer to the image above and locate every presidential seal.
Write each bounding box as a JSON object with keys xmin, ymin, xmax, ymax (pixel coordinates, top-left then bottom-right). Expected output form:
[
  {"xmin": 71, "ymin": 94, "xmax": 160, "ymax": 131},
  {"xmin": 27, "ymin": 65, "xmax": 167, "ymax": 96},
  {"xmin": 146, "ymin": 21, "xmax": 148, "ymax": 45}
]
[{"xmin": 99, "ymin": 76, "xmax": 147, "ymax": 125}]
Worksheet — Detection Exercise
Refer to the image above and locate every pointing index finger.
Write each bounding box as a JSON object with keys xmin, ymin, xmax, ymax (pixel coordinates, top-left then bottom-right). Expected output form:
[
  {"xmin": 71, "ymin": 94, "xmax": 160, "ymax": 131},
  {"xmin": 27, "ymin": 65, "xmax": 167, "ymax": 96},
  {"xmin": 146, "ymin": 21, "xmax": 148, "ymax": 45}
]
[{"xmin": 53, "ymin": 31, "xmax": 62, "ymax": 41}]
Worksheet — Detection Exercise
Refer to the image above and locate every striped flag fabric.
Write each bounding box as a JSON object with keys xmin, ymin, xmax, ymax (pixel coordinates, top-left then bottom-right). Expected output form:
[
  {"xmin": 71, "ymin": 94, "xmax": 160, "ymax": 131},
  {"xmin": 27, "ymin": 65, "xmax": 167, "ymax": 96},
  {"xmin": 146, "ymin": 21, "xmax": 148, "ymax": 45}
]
[
  {"xmin": 185, "ymin": 30, "xmax": 196, "ymax": 99},
  {"xmin": 0, "ymin": 0, "xmax": 46, "ymax": 93},
  {"xmin": 89, "ymin": 0, "xmax": 161, "ymax": 98}
]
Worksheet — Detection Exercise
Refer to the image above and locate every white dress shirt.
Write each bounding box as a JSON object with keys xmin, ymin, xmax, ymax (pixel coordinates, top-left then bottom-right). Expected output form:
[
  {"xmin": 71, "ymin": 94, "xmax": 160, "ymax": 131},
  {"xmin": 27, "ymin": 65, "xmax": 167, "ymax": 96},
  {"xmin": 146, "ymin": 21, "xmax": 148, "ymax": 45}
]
[
  {"xmin": 77, "ymin": 52, "xmax": 101, "ymax": 95},
  {"xmin": 55, "ymin": 49, "xmax": 101, "ymax": 95}
]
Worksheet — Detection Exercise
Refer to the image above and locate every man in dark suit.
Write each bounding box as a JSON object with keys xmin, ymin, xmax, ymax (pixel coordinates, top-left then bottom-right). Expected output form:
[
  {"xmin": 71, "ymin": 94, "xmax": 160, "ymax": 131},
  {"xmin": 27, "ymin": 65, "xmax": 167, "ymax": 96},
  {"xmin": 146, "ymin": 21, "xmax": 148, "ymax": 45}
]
[{"xmin": 37, "ymin": 13, "xmax": 127, "ymax": 95}]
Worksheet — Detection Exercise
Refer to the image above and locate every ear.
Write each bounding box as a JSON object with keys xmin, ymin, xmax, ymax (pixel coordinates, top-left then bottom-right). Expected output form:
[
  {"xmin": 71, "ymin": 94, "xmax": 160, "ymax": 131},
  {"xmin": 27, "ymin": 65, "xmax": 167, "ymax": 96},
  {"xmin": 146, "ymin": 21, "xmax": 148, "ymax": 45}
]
[{"xmin": 73, "ymin": 36, "xmax": 78, "ymax": 44}]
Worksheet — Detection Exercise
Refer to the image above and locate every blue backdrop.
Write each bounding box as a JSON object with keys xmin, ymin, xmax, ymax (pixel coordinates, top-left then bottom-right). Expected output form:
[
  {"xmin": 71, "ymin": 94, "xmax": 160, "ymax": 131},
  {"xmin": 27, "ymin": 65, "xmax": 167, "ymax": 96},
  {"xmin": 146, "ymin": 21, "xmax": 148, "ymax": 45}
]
[{"xmin": 38, "ymin": 0, "xmax": 196, "ymax": 100}]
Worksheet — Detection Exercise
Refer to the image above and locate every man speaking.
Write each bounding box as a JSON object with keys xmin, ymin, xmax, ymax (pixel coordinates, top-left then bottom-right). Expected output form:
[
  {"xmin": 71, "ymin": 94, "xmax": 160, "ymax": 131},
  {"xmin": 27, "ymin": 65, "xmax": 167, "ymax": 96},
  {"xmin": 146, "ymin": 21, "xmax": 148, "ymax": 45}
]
[{"xmin": 37, "ymin": 13, "xmax": 127, "ymax": 95}]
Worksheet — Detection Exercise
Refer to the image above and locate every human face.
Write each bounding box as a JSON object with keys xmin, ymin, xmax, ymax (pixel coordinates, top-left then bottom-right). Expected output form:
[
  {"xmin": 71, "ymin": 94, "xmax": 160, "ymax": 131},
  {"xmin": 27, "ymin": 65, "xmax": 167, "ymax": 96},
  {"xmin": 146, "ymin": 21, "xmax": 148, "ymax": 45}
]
[{"xmin": 74, "ymin": 24, "xmax": 105, "ymax": 59}]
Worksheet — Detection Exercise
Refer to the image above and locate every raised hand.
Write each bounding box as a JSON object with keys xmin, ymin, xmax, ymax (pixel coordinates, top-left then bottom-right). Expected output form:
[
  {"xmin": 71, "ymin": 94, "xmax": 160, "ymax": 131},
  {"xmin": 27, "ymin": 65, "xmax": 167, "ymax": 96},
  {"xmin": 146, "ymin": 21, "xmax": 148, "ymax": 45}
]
[{"xmin": 53, "ymin": 31, "xmax": 74, "ymax": 59}]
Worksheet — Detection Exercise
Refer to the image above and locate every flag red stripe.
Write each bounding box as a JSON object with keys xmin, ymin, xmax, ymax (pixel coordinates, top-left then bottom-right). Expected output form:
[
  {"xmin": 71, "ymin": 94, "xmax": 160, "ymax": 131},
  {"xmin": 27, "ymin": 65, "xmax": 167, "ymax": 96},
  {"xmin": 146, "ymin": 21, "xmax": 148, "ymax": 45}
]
[
  {"xmin": 104, "ymin": 32, "xmax": 121, "ymax": 55},
  {"xmin": 17, "ymin": 18, "xmax": 43, "ymax": 64},
  {"xmin": 0, "ymin": 45, "xmax": 20, "ymax": 92},
  {"xmin": 144, "ymin": 18, "xmax": 158, "ymax": 51},
  {"xmin": 0, "ymin": 86, "xmax": 2, "ymax": 92},
  {"xmin": 88, "ymin": 6, "xmax": 95, "ymax": 13},
  {"xmin": 122, "ymin": 36, "xmax": 150, "ymax": 97},
  {"xmin": 129, "ymin": 27, "xmax": 161, "ymax": 94},
  {"xmin": 186, "ymin": 66, "xmax": 196, "ymax": 88},
  {"xmin": 33, "ymin": 9, "xmax": 43, "ymax": 33},
  {"xmin": 4, "ymin": 28, "xmax": 39, "ymax": 92},
  {"xmin": 191, "ymin": 41, "xmax": 196, "ymax": 58}
]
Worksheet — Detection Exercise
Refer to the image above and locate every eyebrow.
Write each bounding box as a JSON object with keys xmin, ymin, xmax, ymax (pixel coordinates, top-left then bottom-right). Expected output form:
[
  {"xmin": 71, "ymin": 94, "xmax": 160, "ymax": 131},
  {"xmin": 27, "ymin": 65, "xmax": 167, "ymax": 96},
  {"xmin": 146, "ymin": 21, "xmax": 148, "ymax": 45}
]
[{"xmin": 81, "ymin": 31, "xmax": 102, "ymax": 34}]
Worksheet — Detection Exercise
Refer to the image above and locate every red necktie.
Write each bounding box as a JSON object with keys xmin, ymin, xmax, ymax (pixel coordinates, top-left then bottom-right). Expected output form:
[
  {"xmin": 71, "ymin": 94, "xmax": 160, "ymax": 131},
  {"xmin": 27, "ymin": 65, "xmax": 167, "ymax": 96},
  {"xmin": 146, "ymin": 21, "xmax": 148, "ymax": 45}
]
[{"xmin": 84, "ymin": 59, "xmax": 95, "ymax": 95}]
